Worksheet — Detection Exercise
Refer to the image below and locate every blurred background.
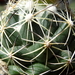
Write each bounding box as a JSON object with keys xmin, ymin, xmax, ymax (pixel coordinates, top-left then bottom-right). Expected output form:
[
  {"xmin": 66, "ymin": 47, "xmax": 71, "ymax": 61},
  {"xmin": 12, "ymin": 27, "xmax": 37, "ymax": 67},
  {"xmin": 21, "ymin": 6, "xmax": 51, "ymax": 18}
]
[{"xmin": 70, "ymin": 0, "xmax": 75, "ymax": 10}]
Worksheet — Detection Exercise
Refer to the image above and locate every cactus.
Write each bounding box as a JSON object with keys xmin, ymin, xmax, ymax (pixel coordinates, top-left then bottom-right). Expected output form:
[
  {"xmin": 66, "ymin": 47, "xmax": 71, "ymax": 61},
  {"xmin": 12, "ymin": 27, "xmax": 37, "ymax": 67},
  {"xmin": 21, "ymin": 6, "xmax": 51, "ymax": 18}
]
[{"xmin": 0, "ymin": 0, "xmax": 75, "ymax": 75}]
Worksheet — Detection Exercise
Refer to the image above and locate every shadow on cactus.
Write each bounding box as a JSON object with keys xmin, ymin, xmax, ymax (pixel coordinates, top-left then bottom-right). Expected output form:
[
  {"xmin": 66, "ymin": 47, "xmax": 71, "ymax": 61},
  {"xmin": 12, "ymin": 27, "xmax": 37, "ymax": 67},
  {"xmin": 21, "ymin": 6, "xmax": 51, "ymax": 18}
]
[
  {"xmin": 22, "ymin": 21, "xmax": 67, "ymax": 64},
  {"xmin": 0, "ymin": 42, "xmax": 32, "ymax": 71},
  {"xmin": 0, "ymin": 11, "xmax": 22, "ymax": 48},
  {"xmin": 49, "ymin": 48, "xmax": 75, "ymax": 75},
  {"xmin": 0, "ymin": 0, "xmax": 75, "ymax": 75}
]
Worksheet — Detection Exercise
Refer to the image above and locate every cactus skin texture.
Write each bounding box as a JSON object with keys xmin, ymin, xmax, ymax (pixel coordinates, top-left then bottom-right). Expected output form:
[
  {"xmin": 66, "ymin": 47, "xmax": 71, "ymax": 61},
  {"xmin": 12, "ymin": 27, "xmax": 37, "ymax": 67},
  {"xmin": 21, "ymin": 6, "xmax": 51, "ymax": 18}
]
[{"xmin": 0, "ymin": 0, "xmax": 75, "ymax": 75}]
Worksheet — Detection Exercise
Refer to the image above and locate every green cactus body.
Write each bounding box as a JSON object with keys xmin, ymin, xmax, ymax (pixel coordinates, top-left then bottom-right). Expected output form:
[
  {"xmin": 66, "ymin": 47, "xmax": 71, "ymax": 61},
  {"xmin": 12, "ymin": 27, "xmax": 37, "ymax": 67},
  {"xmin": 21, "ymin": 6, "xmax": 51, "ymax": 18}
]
[{"xmin": 0, "ymin": 0, "xmax": 75, "ymax": 75}]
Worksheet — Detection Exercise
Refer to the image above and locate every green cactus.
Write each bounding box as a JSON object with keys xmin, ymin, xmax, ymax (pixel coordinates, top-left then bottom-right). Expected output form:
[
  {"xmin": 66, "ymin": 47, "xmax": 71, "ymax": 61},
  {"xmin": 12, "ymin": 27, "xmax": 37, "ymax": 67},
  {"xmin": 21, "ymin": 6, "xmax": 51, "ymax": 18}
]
[{"xmin": 0, "ymin": 0, "xmax": 75, "ymax": 75}]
